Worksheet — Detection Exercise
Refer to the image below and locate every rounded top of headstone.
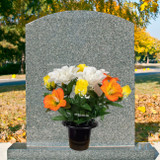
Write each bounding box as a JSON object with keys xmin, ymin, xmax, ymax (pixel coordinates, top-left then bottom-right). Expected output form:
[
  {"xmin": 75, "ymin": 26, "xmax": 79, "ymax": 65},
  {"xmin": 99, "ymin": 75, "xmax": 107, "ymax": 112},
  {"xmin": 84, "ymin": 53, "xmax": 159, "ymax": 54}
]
[{"xmin": 26, "ymin": 10, "xmax": 133, "ymax": 27}]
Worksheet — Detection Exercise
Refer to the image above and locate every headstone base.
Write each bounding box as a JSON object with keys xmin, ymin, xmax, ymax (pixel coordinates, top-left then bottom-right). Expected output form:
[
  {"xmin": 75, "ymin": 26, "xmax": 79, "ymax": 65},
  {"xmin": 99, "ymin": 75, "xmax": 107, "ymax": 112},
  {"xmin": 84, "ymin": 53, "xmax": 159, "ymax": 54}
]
[{"xmin": 8, "ymin": 142, "xmax": 158, "ymax": 160}]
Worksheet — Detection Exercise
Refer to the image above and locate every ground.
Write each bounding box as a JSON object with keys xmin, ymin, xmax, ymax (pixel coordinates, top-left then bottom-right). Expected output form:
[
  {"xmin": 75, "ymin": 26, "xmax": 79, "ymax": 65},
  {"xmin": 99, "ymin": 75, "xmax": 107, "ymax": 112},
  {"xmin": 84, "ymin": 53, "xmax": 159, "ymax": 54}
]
[
  {"xmin": 0, "ymin": 74, "xmax": 25, "ymax": 80},
  {"xmin": 135, "ymin": 73, "xmax": 160, "ymax": 142}
]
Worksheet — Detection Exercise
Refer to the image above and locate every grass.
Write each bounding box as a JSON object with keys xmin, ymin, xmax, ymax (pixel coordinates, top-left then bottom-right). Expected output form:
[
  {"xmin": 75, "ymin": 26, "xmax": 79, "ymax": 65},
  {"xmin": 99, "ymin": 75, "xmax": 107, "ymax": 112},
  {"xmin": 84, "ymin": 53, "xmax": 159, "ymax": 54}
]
[
  {"xmin": 0, "ymin": 74, "xmax": 25, "ymax": 80},
  {"xmin": 135, "ymin": 64, "xmax": 160, "ymax": 69},
  {"xmin": 136, "ymin": 123, "xmax": 160, "ymax": 142},
  {"xmin": 135, "ymin": 73, "xmax": 160, "ymax": 95},
  {"xmin": 0, "ymin": 74, "xmax": 160, "ymax": 143}
]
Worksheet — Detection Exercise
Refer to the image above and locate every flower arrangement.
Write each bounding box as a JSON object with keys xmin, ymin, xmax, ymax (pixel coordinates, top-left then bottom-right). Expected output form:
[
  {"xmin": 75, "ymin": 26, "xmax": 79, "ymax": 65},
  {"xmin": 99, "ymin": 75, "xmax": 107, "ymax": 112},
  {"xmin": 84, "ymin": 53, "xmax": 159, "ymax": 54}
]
[{"xmin": 43, "ymin": 64, "xmax": 131, "ymax": 125}]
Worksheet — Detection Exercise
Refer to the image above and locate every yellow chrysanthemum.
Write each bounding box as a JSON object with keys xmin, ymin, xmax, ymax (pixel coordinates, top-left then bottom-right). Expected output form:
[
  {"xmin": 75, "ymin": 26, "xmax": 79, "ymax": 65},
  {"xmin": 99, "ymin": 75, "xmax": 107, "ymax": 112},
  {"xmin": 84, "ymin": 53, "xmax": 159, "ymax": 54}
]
[
  {"xmin": 122, "ymin": 85, "xmax": 132, "ymax": 98},
  {"xmin": 77, "ymin": 64, "xmax": 87, "ymax": 72},
  {"xmin": 43, "ymin": 75, "xmax": 55, "ymax": 90},
  {"xmin": 75, "ymin": 79, "xmax": 88, "ymax": 96}
]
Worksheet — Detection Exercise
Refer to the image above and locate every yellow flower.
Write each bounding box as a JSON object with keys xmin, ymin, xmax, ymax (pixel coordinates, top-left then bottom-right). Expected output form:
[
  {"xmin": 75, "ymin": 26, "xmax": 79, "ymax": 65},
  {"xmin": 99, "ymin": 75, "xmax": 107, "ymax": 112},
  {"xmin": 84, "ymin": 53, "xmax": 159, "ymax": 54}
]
[
  {"xmin": 77, "ymin": 64, "xmax": 87, "ymax": 72},
  {"xmin": 43, "ymin": 75, "xmax": 50, "ymax": 85},
  {"xmin": 12, "ymin": 74, "xmax": 16, "ymax": 79},
  {"xmin": 137, "ymin": 106, "xmax": 146, "ymax": 113},
  {"xmin": 75, "ymin": 79, "xmax": 88, "ymax": 96},
  {"xmin": 122, "ymin": 85, "xmax": 131, "ymax": 98},
  {"xmin": 43, "ymin": 75, "xmax": 55, "ymax": 90}
]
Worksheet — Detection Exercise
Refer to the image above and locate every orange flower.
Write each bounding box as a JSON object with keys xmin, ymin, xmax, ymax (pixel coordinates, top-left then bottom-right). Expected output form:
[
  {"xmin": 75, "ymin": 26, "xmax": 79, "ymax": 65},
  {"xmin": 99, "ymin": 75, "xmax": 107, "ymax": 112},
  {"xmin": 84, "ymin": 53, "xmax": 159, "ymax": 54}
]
[
  {"xmin": 101, "ymin": 79, "xmax": 123, "ymax": 102},
  {"xmin": 102, "ymin": 73, "xmax": 120, "ymax": 83},
  {"xmin": 43, "ymin": 88, "xmax": 66, "ymax": 111}
]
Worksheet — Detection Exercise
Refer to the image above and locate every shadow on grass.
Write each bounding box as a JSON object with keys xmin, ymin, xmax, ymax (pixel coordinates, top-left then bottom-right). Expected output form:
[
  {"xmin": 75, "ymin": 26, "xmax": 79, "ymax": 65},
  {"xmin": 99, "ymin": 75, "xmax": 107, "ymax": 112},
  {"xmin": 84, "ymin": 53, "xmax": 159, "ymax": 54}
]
[
  {"xmin": 135, "ymin": 123, "xmax": 160, "ymax": 142},
  {"xmin": 0, "ymin": 85, "xmax": 25, "ymax": 93},
  {"xmin": 135, "ymin": 74, "xmax": 160, "ymax": 85},
  {"xmin": 135, "ymin": 65, "xmax": 160, "ymax": 69}
]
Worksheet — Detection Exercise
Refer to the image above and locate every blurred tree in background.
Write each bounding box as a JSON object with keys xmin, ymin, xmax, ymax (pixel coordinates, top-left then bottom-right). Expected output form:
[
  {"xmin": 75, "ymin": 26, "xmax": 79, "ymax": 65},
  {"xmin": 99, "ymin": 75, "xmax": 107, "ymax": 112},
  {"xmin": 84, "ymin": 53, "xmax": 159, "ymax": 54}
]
[
  {"xmin": 0, "ymin": 0, "xmax": 159, "ymax": 74},
  {"xmin": 135, "ymin": 26, "xmax": 160, "ymax": 63}
]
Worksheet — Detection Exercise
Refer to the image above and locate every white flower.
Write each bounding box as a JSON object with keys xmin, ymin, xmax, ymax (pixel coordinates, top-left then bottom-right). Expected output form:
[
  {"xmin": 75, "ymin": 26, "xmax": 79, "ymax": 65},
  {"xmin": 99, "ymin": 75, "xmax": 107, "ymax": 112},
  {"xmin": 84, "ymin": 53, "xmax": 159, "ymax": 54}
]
[
  {"xmin": 77, "ymin": 66, "xmax": 109, "ymax": 88},
  {"xmin": 48, "ymin": 66, "xmax": 79, "ymax": 84}
]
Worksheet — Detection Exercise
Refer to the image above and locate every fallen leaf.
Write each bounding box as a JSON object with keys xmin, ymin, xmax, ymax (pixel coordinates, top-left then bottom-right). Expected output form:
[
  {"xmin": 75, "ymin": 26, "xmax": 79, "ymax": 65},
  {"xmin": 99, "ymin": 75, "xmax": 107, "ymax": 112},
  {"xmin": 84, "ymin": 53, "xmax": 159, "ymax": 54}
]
[{"xmin": 137, "ymin": 106, "xmax": 146, "ymax": 113}]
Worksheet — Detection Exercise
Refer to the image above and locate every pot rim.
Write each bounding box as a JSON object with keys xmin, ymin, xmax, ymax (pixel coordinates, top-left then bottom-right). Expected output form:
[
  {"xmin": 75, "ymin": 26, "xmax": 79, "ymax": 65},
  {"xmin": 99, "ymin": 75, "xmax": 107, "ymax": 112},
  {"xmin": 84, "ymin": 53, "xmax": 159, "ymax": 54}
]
[{"xmin": 62, "ymin": 119, "xmax": 98, "ymax": 129}]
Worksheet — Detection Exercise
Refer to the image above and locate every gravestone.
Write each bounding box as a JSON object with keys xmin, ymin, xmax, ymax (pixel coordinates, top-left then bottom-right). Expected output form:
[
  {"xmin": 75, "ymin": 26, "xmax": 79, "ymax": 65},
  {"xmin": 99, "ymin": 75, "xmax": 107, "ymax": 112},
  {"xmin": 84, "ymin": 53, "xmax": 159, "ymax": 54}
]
[{"xmin": 8, "ymin": 11, "xmax": 158, "ymax": 159}]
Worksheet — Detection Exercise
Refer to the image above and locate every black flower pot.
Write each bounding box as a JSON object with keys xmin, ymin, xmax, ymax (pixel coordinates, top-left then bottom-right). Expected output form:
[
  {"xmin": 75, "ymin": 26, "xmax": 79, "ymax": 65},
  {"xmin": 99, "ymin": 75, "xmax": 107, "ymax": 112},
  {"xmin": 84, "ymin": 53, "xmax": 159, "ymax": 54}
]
[{"xmin": 63, "ymin": 120, "xmax": 97, "ymax": 151}]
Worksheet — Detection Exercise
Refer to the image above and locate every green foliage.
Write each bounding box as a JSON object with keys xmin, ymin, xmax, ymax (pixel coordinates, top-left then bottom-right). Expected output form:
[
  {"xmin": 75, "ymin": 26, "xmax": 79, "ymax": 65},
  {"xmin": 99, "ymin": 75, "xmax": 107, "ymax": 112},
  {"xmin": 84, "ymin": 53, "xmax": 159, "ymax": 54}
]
[
  {"xmin": 43, "ymin": 93, "xmax": 50, "ymax": 97},
  {"xmin": 0, "ymin": 63, "xmax": 22, "ymax": 75},
  {"xmin": 0, "ymin": 25, "xmax": 25, "ymax": 74},
  {"xmin": 45, "ymin": 108, "xmax": 51, "ymax": 112},
  {"xmin": 80, "ymin": 103, "xmax": 92, "ymax": 111},
  {"xmin": 50, "ymin": 86, "xmax": 123, "ymax": 124},
  {"xmin": 52, "ymin": 115, "xmax": 67, "ymax": 121},
  {"xmin": 107, "ymin": 102, "xmax": 124, "ymax": 108},
  {"xmin": 61, "ymin": 79, "xmax": 77, "ymax": 95}
]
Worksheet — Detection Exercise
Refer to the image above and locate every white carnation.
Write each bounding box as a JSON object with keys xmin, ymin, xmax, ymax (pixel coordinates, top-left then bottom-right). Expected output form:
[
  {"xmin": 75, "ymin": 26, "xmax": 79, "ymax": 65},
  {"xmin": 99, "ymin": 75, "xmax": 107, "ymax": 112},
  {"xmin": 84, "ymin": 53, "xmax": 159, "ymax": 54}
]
[
  {"xmin": 77, "ymin": 66, "xmax": 109, "ymax": 88},
  {"xmin": 48, "ymin": 66, "xmax": 79, "ymax": 84}
]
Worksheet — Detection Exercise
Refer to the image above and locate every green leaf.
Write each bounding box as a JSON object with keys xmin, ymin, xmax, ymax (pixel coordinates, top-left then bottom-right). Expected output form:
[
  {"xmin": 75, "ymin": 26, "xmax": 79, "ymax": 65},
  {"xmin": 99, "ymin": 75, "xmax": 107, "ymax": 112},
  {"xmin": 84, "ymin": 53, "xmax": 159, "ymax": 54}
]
[
  {"xmin": 73, "ymin": 118, "xmax": 89, "ymax": 125},
  {"xmin": 88, "ymin": 90, "xmax": 98, "ymax": 98},
  {"xmin": 99, "ymin": 107, "xmax": 109, "ymax": 115},
  {"xmin": 100, "ymin": 115, "xmax": 105, "ymax": 121},
  {"xmin": 72, "ymin": 105, "xmax": 81, "ymax": 113},
  {"xmin": 52, "ymin": 115, "xmax": 66, "ymax": 121},
  {"xmin": 65, "ymin": 97, "xmax": 75, "ymax": 105},
  {"xmin": 66, "ymin": 79, "xmax": 76, "ymax": 95},
  {"xmin": 108, "ymin": 102, "xmax": 124, "ymax": 108},
  {"xmin": 58, "ymin": 108, "xmax": 68, "ymax": 118},
  {"xmin": 79, "ymin": 97, "xmax": 86, "ymax": 104},
  {"xmin": 74, "ymin": 94, "xmax": 81, "ymax": 104},
  {"xmin": 116, "ymin": 98, "xmax": 123, "ymax": 102},
  {"xmin": 88, "ymin": 97, "xmax": 96, "ymax": 106},
  {"xmin": 44, "ymin": 93, "xmax": 50, "ymax": 97},
  {"xmin": 45, "ymin": 108, "xmax": 51, "ymax": 112},
  {"xmin": 80, "ymin": 103, "xmax": 92, "ymax": 111}
]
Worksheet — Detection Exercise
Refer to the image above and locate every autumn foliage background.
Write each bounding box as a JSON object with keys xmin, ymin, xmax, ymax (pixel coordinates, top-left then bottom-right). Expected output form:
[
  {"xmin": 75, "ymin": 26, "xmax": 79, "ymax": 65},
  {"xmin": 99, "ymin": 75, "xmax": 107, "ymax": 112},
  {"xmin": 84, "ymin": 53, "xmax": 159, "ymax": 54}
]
[
  {"xmin": 0, "ymin": 0, "xmax": 160, "ymax": 143},
  {"xmin": 0, "ymin": 0, "xmax": 160, "ymax": 70}
]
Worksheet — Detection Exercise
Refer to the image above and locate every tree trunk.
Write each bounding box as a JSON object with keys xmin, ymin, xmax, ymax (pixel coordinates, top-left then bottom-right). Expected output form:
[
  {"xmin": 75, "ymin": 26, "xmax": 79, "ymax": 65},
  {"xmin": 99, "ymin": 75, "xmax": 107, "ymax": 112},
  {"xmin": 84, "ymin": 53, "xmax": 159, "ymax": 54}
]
[
  {"xmin": 146, "ymin": 52, "xmax": 149, "ymax": 64},
  {"xmin": 20, "ymin": 51, "xmax": 25, "ymax": 74}
]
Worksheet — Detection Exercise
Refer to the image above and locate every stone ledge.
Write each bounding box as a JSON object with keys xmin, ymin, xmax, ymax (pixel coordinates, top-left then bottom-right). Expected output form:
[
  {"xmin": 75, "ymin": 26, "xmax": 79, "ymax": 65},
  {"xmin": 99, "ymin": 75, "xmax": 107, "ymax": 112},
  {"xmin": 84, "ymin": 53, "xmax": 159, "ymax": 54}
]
[{"xmin": 8, "ymin": 142, "xmax": 158, "ymax": 160}]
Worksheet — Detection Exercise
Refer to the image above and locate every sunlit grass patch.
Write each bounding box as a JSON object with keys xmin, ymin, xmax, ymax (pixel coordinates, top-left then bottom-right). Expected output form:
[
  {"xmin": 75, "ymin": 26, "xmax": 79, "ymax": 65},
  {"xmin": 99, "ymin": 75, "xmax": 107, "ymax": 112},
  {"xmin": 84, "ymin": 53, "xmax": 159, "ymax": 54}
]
[
  {"xmin": 135, "ymin": 74, "xmax": 160, "ymax": 95},
  {"xmin": 0, "ymin": 74, "xmax": 25, "ymax": 80}
]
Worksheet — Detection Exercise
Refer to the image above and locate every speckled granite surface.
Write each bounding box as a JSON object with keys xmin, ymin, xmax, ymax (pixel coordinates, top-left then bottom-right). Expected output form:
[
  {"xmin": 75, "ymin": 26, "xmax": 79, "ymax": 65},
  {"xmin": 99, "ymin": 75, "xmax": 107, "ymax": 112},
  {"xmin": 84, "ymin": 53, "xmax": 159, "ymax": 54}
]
[
  {"xmin": 8, "ymin": 143, "xmax": 158, "ymax": 160},
  {"xmin": 25, "ymin": 11, "xmax": 135, "ymax": 147}
]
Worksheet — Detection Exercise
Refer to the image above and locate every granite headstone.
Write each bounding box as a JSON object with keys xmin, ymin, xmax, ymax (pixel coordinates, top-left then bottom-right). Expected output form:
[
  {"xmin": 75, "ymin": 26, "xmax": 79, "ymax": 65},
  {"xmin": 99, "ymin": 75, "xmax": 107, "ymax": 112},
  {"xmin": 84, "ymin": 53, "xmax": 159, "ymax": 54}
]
[{"xmin": 8, "ymin": 11, "xmax": 158, "ymax": 160}]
